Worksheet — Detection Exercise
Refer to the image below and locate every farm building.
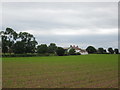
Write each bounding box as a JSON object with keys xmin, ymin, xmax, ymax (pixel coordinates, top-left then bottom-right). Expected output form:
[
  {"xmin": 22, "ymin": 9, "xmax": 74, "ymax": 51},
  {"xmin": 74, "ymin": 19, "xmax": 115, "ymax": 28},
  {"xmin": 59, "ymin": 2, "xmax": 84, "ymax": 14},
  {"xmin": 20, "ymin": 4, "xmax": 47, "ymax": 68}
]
[{"xmin": 66, "ymin": 45, "xmax": 88, "ymax": 55}]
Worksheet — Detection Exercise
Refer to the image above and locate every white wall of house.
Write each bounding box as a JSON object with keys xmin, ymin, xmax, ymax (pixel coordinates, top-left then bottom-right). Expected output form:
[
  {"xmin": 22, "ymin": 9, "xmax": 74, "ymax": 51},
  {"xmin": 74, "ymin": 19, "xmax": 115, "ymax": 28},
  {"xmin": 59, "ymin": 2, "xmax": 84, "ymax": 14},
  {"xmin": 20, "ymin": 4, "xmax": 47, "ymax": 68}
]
[
  {"xmin": 80, "ymin": 52, "xmax": 88, "ymax": 55},
  {"xmin": 67, "ymin": 48, "xmax": 88, "ymax": 55},
  {"xmin": 75, "ymin": 50, "xmax": 80, "ymax": 52}
]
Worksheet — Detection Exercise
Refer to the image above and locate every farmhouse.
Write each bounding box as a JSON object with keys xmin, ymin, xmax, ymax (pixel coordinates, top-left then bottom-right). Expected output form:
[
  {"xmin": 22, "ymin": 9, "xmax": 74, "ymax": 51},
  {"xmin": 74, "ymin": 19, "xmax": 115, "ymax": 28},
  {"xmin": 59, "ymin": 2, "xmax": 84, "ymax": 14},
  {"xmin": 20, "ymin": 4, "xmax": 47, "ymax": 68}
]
[{"xmin": 67, "ymin": 45, "xmax": 88, "ymax": 55}]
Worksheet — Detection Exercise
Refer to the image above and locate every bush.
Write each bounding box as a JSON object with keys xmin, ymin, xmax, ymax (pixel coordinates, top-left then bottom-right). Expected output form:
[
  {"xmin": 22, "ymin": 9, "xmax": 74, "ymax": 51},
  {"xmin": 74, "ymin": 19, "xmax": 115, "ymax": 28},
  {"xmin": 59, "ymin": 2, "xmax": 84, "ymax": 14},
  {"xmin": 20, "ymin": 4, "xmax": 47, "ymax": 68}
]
[
  {"xmin": 76, "ymin": 52, "xmax": 81, "ymax": 55},
  {"xmin": 86, "ymin": 46, "xmax": 97, "ymax": 54},
  {"xmin": 38, "ymin": 53, "xmax": 50, "ymax": 56},
  {"xmin": 56, "ymin": 47, "xmax": 65, "ymax": 56},
  {"xmin": 37, "ymin": 44, "xmax": 48, "ymax": 54},
  {"xmin": 68, "ymin": 48, "xmax": 76, "ymax": 55},
  {"xmin": 2, "ymin": 53, "xmax": 37, "ymax": 57},
  {"xmin": 108, "ymin": 48, "xmax": 114, "ymax": 54},
  {"xmin": 114, "ymin": 49, "xmax": 119, "ymax": 54},
  {"xmin": 49, "ymin": 53, "xmax": 56, "ymax": 56}
]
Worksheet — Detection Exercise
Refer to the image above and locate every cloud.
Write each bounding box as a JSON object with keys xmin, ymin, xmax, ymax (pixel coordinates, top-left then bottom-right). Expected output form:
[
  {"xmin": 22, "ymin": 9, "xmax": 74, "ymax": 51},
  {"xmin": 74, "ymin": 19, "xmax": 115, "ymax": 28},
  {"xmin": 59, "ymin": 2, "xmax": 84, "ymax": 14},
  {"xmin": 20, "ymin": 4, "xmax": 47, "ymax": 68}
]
[
  {"xmin": 34, "ymin": 34, "xmax": 118, "ymax": 49},
  {"xmin": 2, "ymin": 2, "xmax": 118, "ymax": 48},
  {"xmin": 22, "ymin": 28, "xmax": 117, "ymax": 36},
  {"xmin": 3, "ymin": 2, "xmax": 117, "ymax": 30}
]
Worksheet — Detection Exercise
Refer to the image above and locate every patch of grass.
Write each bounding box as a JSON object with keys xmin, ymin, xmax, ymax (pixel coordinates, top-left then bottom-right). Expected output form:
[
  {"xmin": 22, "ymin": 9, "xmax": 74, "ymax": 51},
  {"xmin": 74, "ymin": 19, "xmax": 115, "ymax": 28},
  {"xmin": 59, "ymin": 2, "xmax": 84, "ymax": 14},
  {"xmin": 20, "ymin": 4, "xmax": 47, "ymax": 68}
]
[{"xmin": 2, "ymin": 54, "xmax": 118, "ymax": 88}]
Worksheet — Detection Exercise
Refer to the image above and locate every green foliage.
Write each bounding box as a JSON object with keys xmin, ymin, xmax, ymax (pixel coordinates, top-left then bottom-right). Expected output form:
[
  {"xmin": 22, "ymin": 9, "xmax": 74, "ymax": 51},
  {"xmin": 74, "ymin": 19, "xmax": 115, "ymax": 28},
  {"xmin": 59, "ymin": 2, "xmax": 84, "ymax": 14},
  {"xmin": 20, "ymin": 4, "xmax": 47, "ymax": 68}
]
[
  {"xmin": 56, "ymin": 47, "xmax": 65, "ymax": 56},
  {"xmin": 103, "ymin": 49, "xmax": 107, "ymax": 54},
  {"xmin": 108, "ymin": 47, "xmax": 114, "ymax": 54},
  {"xmin": 1, "ymin": 35, "xmax": 8, "ymax": 53},
  {"xmin": 47, "ymin": 43, "xmax": 57, "ymax": 53},
  {"xmin": 97, "ymin": 48, "xmax": 107, "ymax": 54},
  {"xmin": 18, "ymin": 32, "xmax": 38, "ymax": 53},
  {"xmin": 68, "ymin": 48, "xmax": 76, "ymax": 55},
  {"xmin": 2, "ymin": 46, "xmax": 8, "ymax": 54},
  {"xmin": 6, "ymin": 28, "xmax": 18, "ymax": 40},
  {"xmin": 2, "ymin": 53, "xmax": 37, "ymax": 57},
  {"xmin": 0, "ymin": 28, "xmax": 17, "ymax": 53},
  {"xmin": 1, "ymin": 28, "xmax": 38, "ymax": 54},
  {"xmin": 37, "ymin": 44, "xmax": 48, "ymax": 54},
  {"xmin": 86, "ymin": 46, "xmax": 97, "ymax": 54},
  {"xmin": 76, "ymin": 52, "xmax": 81, "ymax": 55},
  {"xmin": 13, "ymin": 41, "xmax": 25, "ymax": 54},
  {"xmin": 114, "ymin": 49, "xmax": 119, "ymax": 54}
]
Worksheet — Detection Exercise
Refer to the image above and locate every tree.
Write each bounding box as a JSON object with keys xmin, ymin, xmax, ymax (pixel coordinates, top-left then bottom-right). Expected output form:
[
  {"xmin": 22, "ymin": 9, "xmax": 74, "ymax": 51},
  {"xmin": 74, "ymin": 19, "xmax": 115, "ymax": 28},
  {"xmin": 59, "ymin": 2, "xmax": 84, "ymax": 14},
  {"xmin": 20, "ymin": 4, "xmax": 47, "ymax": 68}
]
[
  {"xmin": 5, "ymin": 28, "xmax": 18, "ymax": 53},
  {"xmin": 2, "ymin": 46, "xmax": 8, "ymax": 54},
  {"xmin": 114, "ymin": 49, "xmax": 119, "ymax": 54},
  {"xmin": 1, "ymin": 28, "xmax": 38, "ymax": 54},
  {"xmin": 37, "ymin": 44, "xmax": 48, "ymax": 54},
  {"xmin": 86, "ymin": 46, "xmax": 97, "ymax": 54},
  {"xmin": 98, "ymin": 48, "xmax": 104, "ymax": 54},
  {"xmin": 108, "ymin": 47, "xmax": 114, "ymax": 54},
  {"xmin": 68, "ymin": 48, "xmax": 76, "ymax": 55},
  {"xmin": 13, "ymin": 41, "xmax": 25, "ymax": 54},
  {"xmin": 19, "ymin": 32, "xmax": 38, "ymax": 53},
  {"xmin": 48, "ymin": 43, "xmax": 57, "ymax": 53},
  {"xmin": 0, "ymin": 31, "xmax": 8, "ymax": 53},
  {"xmin": 1, "ymin": 35, "xmax": 8, "ymax": 53},
  {"xmin": 5, "ymin": 28, "xmax": 18, "ymax": 41},
  {"xmin": 0, "ymin": 28, "xmax": 18, "ymax": 54},
  {"xmin": 103, "ymin": 49, "xmax": 107, "ymax": 54},
  {"xmin": 25, "ymin": 38, "xmax": 38, "ymax": 53},
  {"xmin": 56, "ymin": 47, "xmax": 65, "ymax": 56}
]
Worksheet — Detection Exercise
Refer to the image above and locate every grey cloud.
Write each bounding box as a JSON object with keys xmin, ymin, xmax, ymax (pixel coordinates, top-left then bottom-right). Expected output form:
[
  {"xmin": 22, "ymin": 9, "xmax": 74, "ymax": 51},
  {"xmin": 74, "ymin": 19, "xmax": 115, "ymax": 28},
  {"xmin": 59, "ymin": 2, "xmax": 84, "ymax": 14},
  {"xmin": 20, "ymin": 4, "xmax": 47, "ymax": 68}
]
[
  {"xmin": 3, "ymin": 2, "xmax": 117, "ymax": 30},
  {"xmin": 2, "ymin": 2, "xmax": 118, "ymax": 49},
  {"xmin": 35, "ymin": 34, "xmax": 118, "ymax": 49}
]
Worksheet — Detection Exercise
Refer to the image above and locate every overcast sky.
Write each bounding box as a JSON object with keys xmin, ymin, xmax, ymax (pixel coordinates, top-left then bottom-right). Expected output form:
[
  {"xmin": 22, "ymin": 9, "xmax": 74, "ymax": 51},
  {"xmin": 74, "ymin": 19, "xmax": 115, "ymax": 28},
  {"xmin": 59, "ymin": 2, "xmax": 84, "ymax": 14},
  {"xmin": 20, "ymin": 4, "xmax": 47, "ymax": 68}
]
[{"xmin": 2, "ymin": 2, "xmax": 118, "ymax": 49}]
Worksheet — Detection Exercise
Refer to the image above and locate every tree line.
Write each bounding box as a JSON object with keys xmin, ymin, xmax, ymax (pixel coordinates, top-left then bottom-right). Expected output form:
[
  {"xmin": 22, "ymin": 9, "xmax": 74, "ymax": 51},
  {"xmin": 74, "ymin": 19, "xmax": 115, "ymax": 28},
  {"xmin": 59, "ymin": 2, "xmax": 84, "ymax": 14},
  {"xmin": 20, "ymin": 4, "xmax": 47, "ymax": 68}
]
[
  {"xmin": 0, "ymin": 28, "xmax": 119, "ymax": 57},
  {"xmin": 0, "ymin": 28, "xmax": 66, "ymax": 56},
  {"xmin": 86, "ymin": 46, "xmax": 119, "ymax": 54}
]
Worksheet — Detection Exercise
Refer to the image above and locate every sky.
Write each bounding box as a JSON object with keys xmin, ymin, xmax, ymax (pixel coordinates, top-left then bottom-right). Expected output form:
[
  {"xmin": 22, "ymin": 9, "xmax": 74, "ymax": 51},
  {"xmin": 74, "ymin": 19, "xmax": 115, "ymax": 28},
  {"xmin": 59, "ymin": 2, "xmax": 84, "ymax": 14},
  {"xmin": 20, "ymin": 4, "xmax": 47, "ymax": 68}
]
[{"xmin": 2, "ymin": 2, "xmax": 118, "ymax": 49}]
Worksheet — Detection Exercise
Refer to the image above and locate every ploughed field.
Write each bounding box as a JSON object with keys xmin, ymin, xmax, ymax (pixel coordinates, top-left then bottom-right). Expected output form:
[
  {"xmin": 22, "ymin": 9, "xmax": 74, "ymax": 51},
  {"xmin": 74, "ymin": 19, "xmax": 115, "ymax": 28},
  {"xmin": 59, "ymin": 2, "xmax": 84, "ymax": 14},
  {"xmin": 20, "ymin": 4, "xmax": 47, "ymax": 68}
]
[{"xmin": 2, "ymin": 54, "xmax": 118, "ymax": 88}]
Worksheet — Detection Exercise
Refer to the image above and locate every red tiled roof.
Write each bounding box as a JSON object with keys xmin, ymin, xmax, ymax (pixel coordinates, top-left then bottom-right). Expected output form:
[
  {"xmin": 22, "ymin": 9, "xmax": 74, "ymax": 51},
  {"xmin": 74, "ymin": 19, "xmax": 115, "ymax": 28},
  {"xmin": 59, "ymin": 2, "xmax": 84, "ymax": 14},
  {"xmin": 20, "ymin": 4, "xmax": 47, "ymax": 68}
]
[
  {"xmin": 72, "ymin": 47, "xmax": 82, "ymax": 50},
  {"xmin": 70, "ymin": 45, "xmax": 87, "ymax": 52}
]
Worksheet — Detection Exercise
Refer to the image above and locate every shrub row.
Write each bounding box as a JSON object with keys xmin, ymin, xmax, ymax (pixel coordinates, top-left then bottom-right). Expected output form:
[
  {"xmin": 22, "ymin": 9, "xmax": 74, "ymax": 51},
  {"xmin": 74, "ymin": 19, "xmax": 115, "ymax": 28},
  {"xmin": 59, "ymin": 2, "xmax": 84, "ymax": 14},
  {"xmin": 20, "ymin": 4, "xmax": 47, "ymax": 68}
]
[
  {"xmin": 2, "ymin": 52, "xmax": 81, "ymax": 57},
  {"xmin": 2, "ymin": 53, "xmax": 57, "ymax": 57}
]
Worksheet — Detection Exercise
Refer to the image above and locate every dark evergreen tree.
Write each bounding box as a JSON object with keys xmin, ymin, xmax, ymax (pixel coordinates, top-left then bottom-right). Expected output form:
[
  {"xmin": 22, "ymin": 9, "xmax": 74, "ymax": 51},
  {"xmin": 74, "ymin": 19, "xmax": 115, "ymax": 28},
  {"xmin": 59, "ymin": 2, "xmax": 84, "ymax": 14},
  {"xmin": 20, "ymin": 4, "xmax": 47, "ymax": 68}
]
[
  {"xmin": 108, "ymin": 47, "xmax": 114, "ymax": 54},
  {"xmin": 114, "ymin": 49, "xmax": 119, "ymax": 54},
  {"xmin": 37, "ymin": 44, "xmax": 48, "ymax": 54},
  {"xmin": 56, "ymin": 47, "xmax": 65, "ymax": 56},
  {"xmin": 98, "ymin": 48, "xmax": 104, "ymax": 54},
  {"xmin": 86, "ymin": 46, "xmax": 97, "ymax": 54},
  {"xmin": 48, "ymin": 43, "xmax": 57, "ymax": 53},
  {"xmin": 13, "ymin": 41, "xmax": 25, "ymax": 54},
  {"xmin": 19, "ymin": 32, "xmax": 38, "ymax": 53}
]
